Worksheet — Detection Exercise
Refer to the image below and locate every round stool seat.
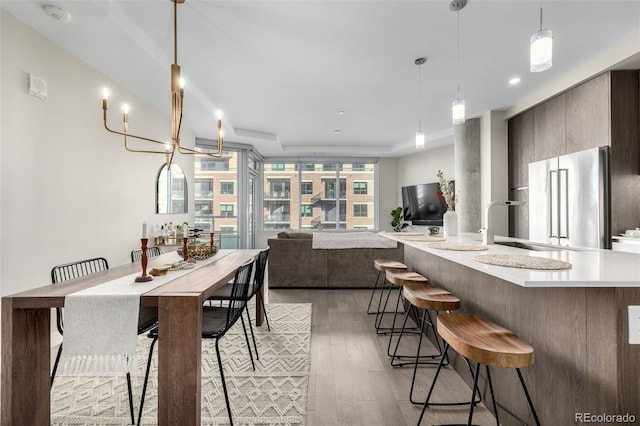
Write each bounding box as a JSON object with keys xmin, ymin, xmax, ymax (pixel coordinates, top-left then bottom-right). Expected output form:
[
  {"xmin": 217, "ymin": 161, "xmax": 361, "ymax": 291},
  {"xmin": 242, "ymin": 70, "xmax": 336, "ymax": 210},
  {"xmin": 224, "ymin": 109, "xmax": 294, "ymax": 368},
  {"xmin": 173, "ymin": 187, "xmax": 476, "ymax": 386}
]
[
  {"xmin": 374, "ymin": 259, "xmax": 407, "ymax": 272},
  {"xmin": 386, "ymin": 270, "xmax": 428, "ymax": 286},
  {"xmin": 437, "ymin": 313, "xmax": 534, "ymax": 369},
  {"xmin": 403, "ymin": 283, "xmax": 461, "ymax": 312}
]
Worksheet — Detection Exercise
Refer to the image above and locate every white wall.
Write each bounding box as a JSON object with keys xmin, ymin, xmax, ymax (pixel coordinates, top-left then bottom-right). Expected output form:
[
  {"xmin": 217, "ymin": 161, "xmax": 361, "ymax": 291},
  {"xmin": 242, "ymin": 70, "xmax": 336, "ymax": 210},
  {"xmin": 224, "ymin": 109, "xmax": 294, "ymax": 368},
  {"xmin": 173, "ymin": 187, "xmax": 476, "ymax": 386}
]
[
  {"xmin": 397, "ymin": 144, "xmax": 455, "ymax": 200},
  {"xmin": 0, "ymin": 10, "xmax": 194, "ymax": 298},
  {"xmin": 480, "ymin": 111, "xmax": 509, "ymax": 235},
  {"xmin": 377, "ymin": 157, "xmax": 399, "ymax": 232}
]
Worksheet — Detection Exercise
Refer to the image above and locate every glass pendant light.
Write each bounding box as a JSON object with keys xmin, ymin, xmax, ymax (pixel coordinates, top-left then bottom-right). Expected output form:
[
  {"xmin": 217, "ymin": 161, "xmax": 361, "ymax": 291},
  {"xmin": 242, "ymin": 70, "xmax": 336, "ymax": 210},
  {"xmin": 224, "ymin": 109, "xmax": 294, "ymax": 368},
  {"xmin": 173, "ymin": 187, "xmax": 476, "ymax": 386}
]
[
  {"xmin": 416, "ymin": 128, "xmax": 425, "ymax": 149},
  {"xmin": 415, "ymin": 57, "xmax": 426, "ymax": 149},
  {"xmin": 530, "ymin": 0, "xmax": 552, "ymax": 72},
  {"xmin": 452, "ymin": 100, "xmax": 465, "ymax": 124}
]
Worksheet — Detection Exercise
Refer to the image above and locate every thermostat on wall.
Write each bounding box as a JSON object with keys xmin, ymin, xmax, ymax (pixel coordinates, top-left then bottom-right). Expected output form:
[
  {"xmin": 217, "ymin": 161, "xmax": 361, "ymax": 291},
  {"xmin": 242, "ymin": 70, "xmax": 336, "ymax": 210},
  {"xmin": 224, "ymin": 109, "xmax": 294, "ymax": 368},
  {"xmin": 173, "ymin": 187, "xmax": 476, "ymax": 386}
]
[{"xmin": 27, "ymin": 73, "xmax": 47, "ymax": 100}]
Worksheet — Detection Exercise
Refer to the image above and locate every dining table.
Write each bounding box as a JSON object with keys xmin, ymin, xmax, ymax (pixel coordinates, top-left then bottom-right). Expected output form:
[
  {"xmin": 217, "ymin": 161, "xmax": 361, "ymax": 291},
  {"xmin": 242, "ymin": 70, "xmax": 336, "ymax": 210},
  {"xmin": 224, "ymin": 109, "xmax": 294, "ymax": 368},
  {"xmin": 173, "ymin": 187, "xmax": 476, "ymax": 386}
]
[{"xmin": 1, "ymin": 248, "xmax": 262, "ymax": 426}]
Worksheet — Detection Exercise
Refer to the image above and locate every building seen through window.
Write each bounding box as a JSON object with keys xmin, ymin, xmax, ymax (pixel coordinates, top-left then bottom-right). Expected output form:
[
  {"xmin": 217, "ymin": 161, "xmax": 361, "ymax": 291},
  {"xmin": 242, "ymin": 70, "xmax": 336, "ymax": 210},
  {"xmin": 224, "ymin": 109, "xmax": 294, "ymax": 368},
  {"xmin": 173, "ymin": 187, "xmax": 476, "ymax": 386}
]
[
  {"xmin": 194, "ymin": 148, "xmax": 238, "ymax": 248},
  {"xmin": 263, "ymin": 161, "xmax": 376, "ymax": 230}
]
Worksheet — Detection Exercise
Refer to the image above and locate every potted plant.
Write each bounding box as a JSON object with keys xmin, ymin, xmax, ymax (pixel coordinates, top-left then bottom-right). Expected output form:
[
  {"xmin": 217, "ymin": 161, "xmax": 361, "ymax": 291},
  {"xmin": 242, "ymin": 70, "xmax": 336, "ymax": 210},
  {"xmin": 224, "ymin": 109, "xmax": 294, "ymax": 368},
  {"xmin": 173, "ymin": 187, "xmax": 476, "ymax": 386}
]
[{"xmin": 391, "ymin": 207, "xmax": 410, "ymax": 232}]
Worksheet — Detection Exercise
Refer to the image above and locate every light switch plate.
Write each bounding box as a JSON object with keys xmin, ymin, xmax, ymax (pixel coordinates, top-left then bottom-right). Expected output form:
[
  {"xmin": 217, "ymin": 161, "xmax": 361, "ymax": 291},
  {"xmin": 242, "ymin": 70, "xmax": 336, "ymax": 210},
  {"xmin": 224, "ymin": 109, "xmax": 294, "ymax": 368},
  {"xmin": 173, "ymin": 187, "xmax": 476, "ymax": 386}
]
[{"xmin": 628, "ymin": 306, "xmax": 640, "ymax": 344}]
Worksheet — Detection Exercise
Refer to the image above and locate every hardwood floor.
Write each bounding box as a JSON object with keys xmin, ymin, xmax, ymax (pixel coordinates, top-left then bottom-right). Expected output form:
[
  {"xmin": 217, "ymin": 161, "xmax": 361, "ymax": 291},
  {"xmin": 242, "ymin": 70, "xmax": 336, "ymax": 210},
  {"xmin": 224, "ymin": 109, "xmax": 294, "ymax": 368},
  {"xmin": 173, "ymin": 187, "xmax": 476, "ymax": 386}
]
[{"xmin": 268, "ymin": 289, "xmax": 496, "ymax": 426}]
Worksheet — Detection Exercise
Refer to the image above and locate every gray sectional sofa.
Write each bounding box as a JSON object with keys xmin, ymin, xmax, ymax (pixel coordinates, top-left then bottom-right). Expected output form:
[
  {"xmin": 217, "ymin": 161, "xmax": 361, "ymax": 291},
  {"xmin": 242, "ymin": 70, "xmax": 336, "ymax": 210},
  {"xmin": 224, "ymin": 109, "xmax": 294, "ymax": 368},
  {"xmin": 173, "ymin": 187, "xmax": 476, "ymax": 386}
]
[{"xmin": 267, "ymin": 231, "xmax": 404, "ymax": 288}]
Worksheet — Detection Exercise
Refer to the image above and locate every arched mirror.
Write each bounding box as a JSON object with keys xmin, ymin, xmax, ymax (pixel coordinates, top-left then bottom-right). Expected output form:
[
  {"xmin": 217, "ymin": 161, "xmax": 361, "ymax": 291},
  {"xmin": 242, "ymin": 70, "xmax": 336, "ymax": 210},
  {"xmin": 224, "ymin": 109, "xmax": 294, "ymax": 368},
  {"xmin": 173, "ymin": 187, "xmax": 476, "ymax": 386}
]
[{"xmin": 156, "ymin": 163, "xmax": 188, "ymax": 214}]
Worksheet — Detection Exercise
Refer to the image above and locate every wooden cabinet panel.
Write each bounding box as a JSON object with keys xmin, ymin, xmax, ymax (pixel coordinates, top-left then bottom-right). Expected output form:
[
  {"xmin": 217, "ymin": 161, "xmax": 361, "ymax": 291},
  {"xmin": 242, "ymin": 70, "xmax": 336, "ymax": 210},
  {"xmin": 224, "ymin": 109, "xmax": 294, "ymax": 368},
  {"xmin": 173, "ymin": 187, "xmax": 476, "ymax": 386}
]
[
  {"xmin": 566, "ymin": 72, "xmax": 611, "ymax": 152},
  {"xmin": 508, "ymin": 188, "xmax": 528, "ymax": 239},
  {"xmin": 533, "ymin": 94, "xmax": 566, "ymax": 160},
  {"xmin": 508, "ymin": 109, "xmax": 534, "ymax": 189}
]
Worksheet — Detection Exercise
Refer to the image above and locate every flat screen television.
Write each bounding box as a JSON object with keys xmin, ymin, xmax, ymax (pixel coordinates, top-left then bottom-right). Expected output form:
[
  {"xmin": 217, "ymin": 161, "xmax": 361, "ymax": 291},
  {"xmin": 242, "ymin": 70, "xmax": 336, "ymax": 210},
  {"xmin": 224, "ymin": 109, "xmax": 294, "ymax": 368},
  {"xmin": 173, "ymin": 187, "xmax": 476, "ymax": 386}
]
[{"xmin": 401, "ymin": 182, "xmax": 452, "ymax": 226}]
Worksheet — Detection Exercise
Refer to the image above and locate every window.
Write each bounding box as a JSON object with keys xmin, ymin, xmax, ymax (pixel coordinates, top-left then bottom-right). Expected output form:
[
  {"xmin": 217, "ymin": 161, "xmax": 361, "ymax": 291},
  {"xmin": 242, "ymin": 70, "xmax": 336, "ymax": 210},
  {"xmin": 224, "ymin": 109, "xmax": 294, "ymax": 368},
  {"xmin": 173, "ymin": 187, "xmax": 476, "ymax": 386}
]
[
  {"xmin": 263, "ymin": 161, "xmax": 376, "ymax": 230},
  {"xmin": 322, "ymin": 163, "xmax": 337, "ymax": 171},
  {"xmin": 199, "ymin": 157, "xmax": 229, "ymax": 171},
  {"xmin": 195, "ymin": 178, "xmax": 213, "ymax": 198},
  {"xmin": 220, "ymin": 181, "xmax": 234, "ymax": 195},
  {"xmin": 301, "ymin": 181, "xmax": 313, "ymax": 195},
  {"xmin": 354, "ymin": 204, "xmax": 368, "ymax": 217},
  {"xmin": 353, "ymin": 182, "xmax": 368, "ymax": 195},
  {"xmin": 298, "ymin": 163, "xmax": 316, "ymax": 171},
  {"xmin": 220, "ymin": 226, "xmax": 235, "ymax": 234},
  {"xmin": 195, "ymin": 200, "xmax": 212, "ymax": 216},
  {"xmin": 220, "ymin": 204, "xmax": 234, "ymax": 217},
  {"xmin": 267, "ymin": 179, "xmax": 290, "ymax": 198}
]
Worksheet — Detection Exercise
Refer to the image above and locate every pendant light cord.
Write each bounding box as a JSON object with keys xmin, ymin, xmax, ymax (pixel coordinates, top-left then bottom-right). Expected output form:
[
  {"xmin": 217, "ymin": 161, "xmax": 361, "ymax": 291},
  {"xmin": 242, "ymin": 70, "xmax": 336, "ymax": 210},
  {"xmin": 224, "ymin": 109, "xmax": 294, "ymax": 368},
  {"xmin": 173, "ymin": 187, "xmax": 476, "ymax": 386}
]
[
  {"xmin": 418, "ymin": 63, "xmax": 423, "ymax": 131},
  {"xmin": 456, "ymin": 10, "xmax": 461, "ymax": 99},
  {"xmin": 173, "ymin": 0, "xmax": 178, "ymax": 65},
  {"xmin": 539, "ymin": 0, "xmax": 543, "ymax": 31}
]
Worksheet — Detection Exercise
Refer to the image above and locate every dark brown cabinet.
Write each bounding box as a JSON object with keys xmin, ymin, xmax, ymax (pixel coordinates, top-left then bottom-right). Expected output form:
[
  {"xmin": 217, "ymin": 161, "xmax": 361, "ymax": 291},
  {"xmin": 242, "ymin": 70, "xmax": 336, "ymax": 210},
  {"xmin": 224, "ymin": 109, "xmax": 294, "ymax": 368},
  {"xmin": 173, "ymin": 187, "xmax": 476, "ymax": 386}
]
[
  {"xmin": 533, "ymin": 94, "xmax": 566, "ymax": 160},
  {"xmin": 508, "ymin": 109, "xmax": 534, "ymax": 189},
  {"xmin": 565, "ymin": 72, "xmax": 610, "ymax": 152}
]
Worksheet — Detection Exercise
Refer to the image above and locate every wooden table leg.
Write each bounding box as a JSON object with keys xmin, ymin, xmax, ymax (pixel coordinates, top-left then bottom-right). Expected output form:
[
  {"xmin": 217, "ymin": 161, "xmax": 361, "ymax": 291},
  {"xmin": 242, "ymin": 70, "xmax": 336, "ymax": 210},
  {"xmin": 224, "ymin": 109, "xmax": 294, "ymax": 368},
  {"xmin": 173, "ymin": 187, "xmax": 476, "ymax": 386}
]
[
  {"xmin": 157, "ymin": 294, "xmax": 202, "ymax": 426},
  {"xmin": 1, "ymin": 299, "xmax": 50, "ymax": 426},
  {"xmin": 255, "ymin": 285, "xmax": 264, "ymax": 327}
]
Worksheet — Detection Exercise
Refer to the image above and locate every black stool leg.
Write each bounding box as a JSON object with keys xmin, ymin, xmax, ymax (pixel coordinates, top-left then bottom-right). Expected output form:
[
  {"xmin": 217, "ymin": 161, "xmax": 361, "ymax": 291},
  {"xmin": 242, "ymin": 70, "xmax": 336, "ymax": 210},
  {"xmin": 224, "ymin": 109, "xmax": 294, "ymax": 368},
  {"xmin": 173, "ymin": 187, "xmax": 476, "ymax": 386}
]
[
  {"xmin": 366, "ymin": 270, "xmax": 383, "ymax": 314},
  {"xmin": 466, "ymin": 362, "xmax": 482, "ymax": 426},
  {"xmin": 517, "ymin": 368, "xmax": 541, "ymax": 426},
  {"xmin": 409, "ymin": 310, "xmax": 427, "ymax": 402},
  {"xmin": 417, "ymin": 342, "xmax": 449, "ymax": 425},
  {"xmin": 485, "ymin": 366, "xmax": 500, "ymax": 426},
  {"xmin": 375, "ymin": 278, "xmax": 395, "ymax": 334}
]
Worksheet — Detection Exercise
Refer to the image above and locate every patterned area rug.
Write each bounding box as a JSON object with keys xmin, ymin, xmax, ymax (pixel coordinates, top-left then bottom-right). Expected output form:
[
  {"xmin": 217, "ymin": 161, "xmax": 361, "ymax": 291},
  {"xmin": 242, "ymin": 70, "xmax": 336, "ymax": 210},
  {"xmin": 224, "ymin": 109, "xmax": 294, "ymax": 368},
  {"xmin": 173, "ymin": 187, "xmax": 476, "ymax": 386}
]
[{"xmin": 51, "ymin": 303, "xmax": 311, "ymax": 425}]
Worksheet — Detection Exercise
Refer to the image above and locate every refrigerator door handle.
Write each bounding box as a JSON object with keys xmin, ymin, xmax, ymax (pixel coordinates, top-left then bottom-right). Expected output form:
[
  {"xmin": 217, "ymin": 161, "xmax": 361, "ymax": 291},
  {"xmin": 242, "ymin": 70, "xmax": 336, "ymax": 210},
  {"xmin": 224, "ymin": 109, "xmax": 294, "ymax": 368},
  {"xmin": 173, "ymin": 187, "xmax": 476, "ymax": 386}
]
[
  {"xmin": 559, "ymin": 168, "xmax": 569, "ymax": 239},
  {"xmin": 549, "ymin": 169, "xmax": 558, "ymax": 238}
]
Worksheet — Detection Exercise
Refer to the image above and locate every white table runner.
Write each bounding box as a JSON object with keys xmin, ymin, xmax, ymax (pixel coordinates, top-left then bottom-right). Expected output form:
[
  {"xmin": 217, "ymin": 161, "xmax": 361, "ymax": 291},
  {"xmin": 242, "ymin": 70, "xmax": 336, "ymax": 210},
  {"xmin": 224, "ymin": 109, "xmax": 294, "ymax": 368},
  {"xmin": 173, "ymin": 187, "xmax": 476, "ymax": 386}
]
[{"xmin": 59, "ymin": 250, "xmax": 233, "ymax": 376}]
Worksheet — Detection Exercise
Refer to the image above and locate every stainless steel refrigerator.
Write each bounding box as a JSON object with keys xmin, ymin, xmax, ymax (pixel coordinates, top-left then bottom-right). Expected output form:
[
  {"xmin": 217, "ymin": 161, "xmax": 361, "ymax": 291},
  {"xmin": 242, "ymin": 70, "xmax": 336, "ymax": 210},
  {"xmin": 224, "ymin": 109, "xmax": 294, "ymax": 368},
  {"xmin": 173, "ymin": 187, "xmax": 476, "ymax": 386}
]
[{"xmin": 528, "ymin": 146, "xmax": 610, "ymax": 249}]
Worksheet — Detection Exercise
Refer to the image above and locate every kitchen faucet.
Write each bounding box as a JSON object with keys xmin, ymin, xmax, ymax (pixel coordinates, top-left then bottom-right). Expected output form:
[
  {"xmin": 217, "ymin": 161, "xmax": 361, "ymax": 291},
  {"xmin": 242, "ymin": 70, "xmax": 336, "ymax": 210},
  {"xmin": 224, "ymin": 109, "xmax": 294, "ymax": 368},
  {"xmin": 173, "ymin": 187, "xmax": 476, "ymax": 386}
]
[{"xmin": 481, "ymin": 200, "xmax": 527, "ymax": 245}]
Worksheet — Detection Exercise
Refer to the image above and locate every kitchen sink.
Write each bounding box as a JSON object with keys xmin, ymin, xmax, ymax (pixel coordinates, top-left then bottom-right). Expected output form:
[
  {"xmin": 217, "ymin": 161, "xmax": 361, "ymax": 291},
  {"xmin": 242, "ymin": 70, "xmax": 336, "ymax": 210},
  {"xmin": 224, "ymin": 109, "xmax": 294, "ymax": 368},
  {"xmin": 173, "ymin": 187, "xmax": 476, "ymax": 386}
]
[{"xmin": 494, "ymin": 241, "xmax": 562, "ymax": 251}]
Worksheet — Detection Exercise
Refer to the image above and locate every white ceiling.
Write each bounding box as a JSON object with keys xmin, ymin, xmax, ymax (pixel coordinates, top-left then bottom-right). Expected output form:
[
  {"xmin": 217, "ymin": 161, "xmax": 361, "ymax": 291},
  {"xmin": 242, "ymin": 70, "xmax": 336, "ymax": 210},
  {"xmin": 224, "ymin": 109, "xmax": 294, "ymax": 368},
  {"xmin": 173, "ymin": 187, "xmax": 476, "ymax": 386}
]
[{"xmin": 2, "ymin": 0, "xmax": 640, "ymax": 158}]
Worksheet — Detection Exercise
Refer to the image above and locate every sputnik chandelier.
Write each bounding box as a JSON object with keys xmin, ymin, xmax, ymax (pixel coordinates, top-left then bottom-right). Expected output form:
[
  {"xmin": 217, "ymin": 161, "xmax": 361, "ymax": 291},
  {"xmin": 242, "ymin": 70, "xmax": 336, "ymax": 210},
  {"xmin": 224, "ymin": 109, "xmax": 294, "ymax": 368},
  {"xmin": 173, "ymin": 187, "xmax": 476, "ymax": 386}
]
[{"xmin": 102, "ymin": 0, "xmax": 223, "ymax": 167}]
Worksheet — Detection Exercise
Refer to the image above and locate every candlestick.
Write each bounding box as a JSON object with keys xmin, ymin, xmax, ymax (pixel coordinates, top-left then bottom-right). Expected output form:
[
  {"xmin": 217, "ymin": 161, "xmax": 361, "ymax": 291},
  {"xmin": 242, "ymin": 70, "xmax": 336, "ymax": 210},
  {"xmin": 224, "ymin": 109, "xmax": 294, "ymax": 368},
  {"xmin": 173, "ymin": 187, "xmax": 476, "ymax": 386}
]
[
  {"xmin": 182, "ymin": 237, "xmax": 189, "ymax": 261},
  {"xmin": 135, "ymin": 238, "xmax": 153, "ymax": 282}
]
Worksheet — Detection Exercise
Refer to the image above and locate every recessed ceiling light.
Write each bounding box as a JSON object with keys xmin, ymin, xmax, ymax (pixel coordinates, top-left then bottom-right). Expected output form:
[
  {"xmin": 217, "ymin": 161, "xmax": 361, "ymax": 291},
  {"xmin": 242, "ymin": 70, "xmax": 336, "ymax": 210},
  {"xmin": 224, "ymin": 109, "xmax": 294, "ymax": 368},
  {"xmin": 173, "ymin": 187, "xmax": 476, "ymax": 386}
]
[
  {"xmin": 509, "ymin": 77, "xmax": 521, "ymax": 85},
  {"xmin": 337, "ymin": 110, "xmax": 345, "ymax": 115},
  {"xmin": 42, "ymin": 4, "xmax": 71, "ymax": 23}
]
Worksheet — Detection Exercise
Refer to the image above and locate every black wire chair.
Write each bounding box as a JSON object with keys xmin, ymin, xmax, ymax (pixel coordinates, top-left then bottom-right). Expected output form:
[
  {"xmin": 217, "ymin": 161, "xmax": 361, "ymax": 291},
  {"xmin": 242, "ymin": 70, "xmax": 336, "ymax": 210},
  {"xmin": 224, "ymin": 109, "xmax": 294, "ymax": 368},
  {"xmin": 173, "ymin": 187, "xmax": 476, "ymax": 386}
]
[
  {"xmin": 51, "ymin": 257, "xmax": 158, "ymax": 425},
  {"xmin": 138, "ymin": 260, "xmax": 255, "ymax": 426},
  {"xmin": 207, "ymin": 247, "xmax": 271, "ymax": 359},
  {"xmin": 130, "ymin": 246, "xmax": 163, "ymax": 263}
]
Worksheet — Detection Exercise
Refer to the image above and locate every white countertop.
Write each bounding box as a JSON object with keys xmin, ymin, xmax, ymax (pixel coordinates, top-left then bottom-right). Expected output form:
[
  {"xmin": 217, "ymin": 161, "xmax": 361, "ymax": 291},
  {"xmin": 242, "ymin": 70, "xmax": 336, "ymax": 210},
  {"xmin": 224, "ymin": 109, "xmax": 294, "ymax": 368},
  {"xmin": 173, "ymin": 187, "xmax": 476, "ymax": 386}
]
[
  {"xmin": 612, "ymin": 235, "xmax": 640, "ymax": 243},
  {"xmin": 381, "ymin": 232, "xmax": 640, "ymax": 288}
]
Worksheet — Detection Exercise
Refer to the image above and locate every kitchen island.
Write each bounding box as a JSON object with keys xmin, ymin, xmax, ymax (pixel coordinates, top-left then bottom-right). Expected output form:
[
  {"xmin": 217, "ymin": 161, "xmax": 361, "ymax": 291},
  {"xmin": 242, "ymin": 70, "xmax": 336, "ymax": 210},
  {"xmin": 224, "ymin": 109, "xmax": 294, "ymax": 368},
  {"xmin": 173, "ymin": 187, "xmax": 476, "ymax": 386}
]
[{"xmin": 382, "ymin": 232, "xmax": 640, "ymax": 425}]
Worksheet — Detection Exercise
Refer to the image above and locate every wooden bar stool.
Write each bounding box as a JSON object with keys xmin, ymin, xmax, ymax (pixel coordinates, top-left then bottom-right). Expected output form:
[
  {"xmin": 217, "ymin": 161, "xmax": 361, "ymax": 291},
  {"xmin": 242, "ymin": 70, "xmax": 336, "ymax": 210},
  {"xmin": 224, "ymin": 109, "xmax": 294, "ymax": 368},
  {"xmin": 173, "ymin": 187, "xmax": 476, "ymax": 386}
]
[
  {"xmin": 382, "ymin": 270, "xmax": 428, "ymax": 353},
  {"xmin": 371, "ymin": 260, "xmax": 409, "ymax": 334},
  {"xmin": 398, "ymin": 283, "xmax": 461, "ymax": 402},
  {"xmin": 418, "ymin": 313, "xmax": 540, "ymax": 426}
]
